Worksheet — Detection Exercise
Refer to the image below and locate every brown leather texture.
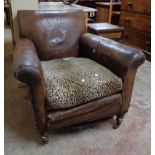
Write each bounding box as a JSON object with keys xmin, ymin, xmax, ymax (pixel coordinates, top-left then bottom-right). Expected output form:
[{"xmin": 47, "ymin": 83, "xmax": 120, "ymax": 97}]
[
  {"xmin": 13, "ymin": 39, "xmax": 43, "ymax": 84},
  {"xmin": 13, "ymin": 38, "xmax": 47, "ymax": 134},
  {"xmin": 13, "ymin": 10, "xmax": 145, "ymax": 142},
  {"xmin": 79, "ymin": 33, "xmax": 145, "ymax": 79},
  {"xmin": 17, "ymin": 10, "xmax": 86, "ymax": 61},
  {"xmin": 79, "ymin": 33, "xmax": 145, "ymax": 114}
]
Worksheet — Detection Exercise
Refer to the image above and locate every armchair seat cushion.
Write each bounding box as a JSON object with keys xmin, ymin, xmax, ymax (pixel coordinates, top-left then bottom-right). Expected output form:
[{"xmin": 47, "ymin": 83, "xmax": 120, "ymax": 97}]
[{"xmin": 41, "ymin": 57, "xmax": 123, "ymax": 109}]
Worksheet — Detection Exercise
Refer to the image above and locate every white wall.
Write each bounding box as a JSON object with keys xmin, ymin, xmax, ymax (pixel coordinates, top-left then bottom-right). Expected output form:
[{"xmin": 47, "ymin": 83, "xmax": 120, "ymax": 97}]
[{"xmin": 10, "ymin": 0, "xmax": 39, "ymax": 43}]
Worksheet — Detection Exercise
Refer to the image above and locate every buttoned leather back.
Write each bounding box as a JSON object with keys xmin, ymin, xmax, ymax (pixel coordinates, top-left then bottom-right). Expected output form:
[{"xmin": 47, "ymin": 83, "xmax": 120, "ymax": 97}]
[{"xmin": 17, "ymin": 10, "xmax": 86, "ymax": 60}]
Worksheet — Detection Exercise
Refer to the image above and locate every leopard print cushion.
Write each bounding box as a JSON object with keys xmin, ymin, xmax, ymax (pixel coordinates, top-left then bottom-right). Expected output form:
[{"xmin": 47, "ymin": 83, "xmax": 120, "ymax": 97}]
[{"xmin": 41, "ymin": 57, "xmax": 123, "ymax": 109}]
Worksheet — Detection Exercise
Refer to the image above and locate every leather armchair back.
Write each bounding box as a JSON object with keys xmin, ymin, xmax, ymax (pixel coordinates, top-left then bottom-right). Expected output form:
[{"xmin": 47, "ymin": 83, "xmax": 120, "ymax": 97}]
[{"xmin": 17, "ymin": 10, "xmax": 86, "ymax": 60}]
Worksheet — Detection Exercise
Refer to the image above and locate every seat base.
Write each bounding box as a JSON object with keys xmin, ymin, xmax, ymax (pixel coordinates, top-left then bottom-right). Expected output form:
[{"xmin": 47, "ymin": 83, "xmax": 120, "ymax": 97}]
[
  {"xmin": 48, "ymin": 93, "xmax": 122, "ymax": 129},
  {"xmin": 41, "ymin": 114, "xmax": 125, "ymax": 144},
  {"xmin": 40, "ymin": 94, "xmax": 125, "ymax": 144}
]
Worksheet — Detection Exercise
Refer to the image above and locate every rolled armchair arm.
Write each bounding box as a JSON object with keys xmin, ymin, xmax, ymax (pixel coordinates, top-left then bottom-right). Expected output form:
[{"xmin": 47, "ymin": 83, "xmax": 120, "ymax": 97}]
[
  {"xmin": 79, "ymin": 33, "xmax": 145, "ymax": 78},
  {"xmin": 79, "ymin": 33, "xmax": 145, "ymax": 114},
  {"xmin": 13, "ymin": 38, "xmax": 47, "ymax": 133},
  {"xmin": 13, "ymin": 38, "xmax": 43, "ymax": 84}
]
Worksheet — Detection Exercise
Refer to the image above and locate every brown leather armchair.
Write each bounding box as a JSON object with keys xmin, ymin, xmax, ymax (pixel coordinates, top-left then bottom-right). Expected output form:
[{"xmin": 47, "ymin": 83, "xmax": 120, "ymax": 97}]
[{"xmin": 13, "ymin": 10, "xmax": 145, "ymax": 144}]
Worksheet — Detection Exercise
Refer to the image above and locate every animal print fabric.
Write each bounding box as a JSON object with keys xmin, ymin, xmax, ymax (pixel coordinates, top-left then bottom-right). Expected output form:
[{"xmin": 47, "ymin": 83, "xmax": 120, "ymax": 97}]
[{"xmin": 41, "ymin": 57, "xmax": 123, "ymax": 109}]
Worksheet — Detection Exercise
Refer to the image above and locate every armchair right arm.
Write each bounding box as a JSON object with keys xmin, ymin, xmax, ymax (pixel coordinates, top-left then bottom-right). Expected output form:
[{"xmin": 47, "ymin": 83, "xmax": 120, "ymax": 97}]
[{"xmin": 79, "ymin": 33, "xmax": 145, "ymax": 115}]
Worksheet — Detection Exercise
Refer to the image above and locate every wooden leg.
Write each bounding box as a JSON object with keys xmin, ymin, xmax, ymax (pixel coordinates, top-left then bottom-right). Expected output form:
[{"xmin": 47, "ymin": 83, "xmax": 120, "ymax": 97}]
[
  {"xmin": 30, "ymin": 84, "xmax": 49, "ymax": 144},
  {"xmin": 35, "ymin": 116, "xmax": 49, "ymax": 144},
  {"xmin": 40, "ymin": 131, "xmax": 49, "ymax": 144},
  {"xmin": 4, "ymin": 7, "xmax": 11, "ymax": 25},
  {"xmin": 113, "ymin": 114, "xmax": 125, "ymax": 129},
  {"xmin": 32, "ymin": 104, "xmax": 49, "ymax": 144},
  {"xmin": 35, "ymin": 120, "xmax": 49, "ymax": 144},
  {"xmin": 41, "ymin": 118, "xmax": 50, "ymax": 144}
]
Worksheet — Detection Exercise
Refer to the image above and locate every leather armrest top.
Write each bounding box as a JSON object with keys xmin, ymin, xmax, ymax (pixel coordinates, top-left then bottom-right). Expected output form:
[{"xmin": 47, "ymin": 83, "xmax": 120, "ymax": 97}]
[
  {"xmin": 79, "ymin": 33, "xmax": 145, "ymax": 79},
  {"xmin": 13, "ymin": 38, "xmax": 43, "ymax": 85},
  {"xmin": 79, "ymin": 33, "xmax": 146, "ymax": 113}
]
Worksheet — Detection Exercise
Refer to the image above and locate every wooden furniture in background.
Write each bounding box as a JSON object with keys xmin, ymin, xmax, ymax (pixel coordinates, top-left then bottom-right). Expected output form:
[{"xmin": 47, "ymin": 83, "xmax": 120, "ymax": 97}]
[
  {"xmin": 108, "ymin": 0, "xmax": 113, "ymax": 23},
  {"xmin": 108, "ymin": 0, "xmax": 121, "ymax": 23},
  {"xmin": 119, "ymin": 0, "xmax": 151, "ymax": 60},
  {"xmin": 4, "ymin": 0, "xmax": 11, "ymax": 25},
  {"xmin": 96, "ymin": 1, "xmax": 121, "ymax": 25},
  {"xmin": 38, "ymin": 2, "xmax": 96, "ymax": 23},
  {"xmin": 4, "ymin": 0, "xmax": 15, "ymax": 46},
  {"xmin": 88, "ymin": 23, "xmax": 124, "ymax": 40}
]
